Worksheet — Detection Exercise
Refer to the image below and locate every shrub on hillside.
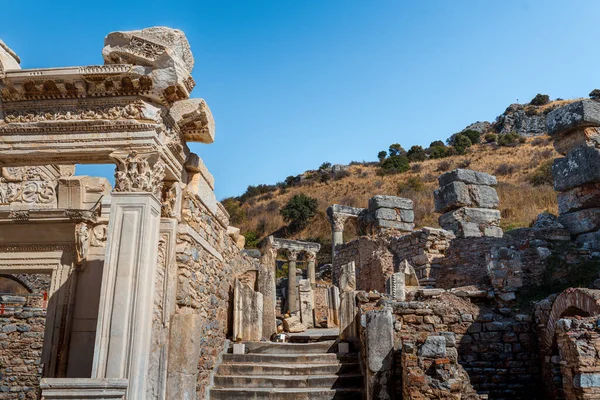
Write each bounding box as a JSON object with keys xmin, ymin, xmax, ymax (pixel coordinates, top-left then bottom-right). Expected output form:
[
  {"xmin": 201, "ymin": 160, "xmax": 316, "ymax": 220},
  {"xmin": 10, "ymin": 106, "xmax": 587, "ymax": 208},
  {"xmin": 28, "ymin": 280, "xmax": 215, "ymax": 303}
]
[
  {"xmin": 453, "ymin": 134, "xmax": 472, "ymax": 154},
  {"xmin": 530, "ymin": 93, "xmax": 550, "ymax": 106},
  {"xmin": 280, "ymin": 194, "xmax": 319, "ymax": 230},
  {"xmin": 531, "ymin": 137, "xmax": 549, "ymax": 146},
  {"xmin": 319, "ymin": 162, "xmax": 332, "ymax": 170},
  {"xmin": 389, "ymin": 143, "xmax": 406, "ymax": 156},
  {"xmin": 333, "ymin": 170, "xmax": 351, "ymax": 180},
  {"xmin": 590, "ymin": 89, "xmax": 600, "ymax": 100},
  {"xmin": 529, "ymin": 160, "xmax": 554, "ymax": 186},
  {"xmin": 498, "ymin": 132, "xmax": 520, "ymax": 147},
  {"xmin": 484, "ymin": 133, "xmax": 497, "ymax": 143},
  {"xmin": 397, "ymin": 176, "xmax": 425, "ymax": 194},
  {"xmin": 462, "ymin": 129, "xmax": 481, "ymax": 145},
  {"xmin": 380, "ymin": 155, "xmax": 410, "ymax": 174},
  {"xmin": 407, "ymin": 145, "xmax": 427, "ymax": 162},
  {"xmin": 377, "ymin": 151, "xmax": 387, "ymax": 162},
  {"xmin": 436, "ymin": 160, "xmax": 452, "ymax": 172},
  {"xmin": 243, "ymin": 231, "xmax": 261, "ymax": 248},
  {"xmin": 457, "ymin": 159, "xmax": 472, "ymax": 169},
  {"xmin": 495, "ymin": 163, "xmax": 517, "ymax": 176},
  {"xmin": 411, "ymin": 163, "xmax": 423, "ymax": 173},
  {"xmin": 222, "ymin": 198, "xmax": 246, "ymax": 225}
]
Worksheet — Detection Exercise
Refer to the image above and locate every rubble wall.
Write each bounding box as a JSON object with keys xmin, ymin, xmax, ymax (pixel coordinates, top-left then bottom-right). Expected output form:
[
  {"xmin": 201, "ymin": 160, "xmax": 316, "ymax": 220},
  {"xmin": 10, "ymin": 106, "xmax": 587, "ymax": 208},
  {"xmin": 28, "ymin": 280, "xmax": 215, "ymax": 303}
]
[{"xmin": 175, "ymin": 190, "xmax": 259, "ymax": 396}]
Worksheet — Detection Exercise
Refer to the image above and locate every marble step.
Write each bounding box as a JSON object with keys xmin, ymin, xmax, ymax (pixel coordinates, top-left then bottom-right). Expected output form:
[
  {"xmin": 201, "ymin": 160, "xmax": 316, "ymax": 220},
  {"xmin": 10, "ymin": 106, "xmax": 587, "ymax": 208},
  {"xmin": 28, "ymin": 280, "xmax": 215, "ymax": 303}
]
[
  {"xmin": 242, "ymin": 340, "xmax": 337, "ymax": 354},
  {"xmin": 216, "ymin": 362, "xmax": 361, "ymax": 376},
  {"xmin": 222, "ymin": 353, "xmax": 356, "ymax": 364},
  {"xmin": 213, "ymin": 373, "xmax": 363, "ymax": 389},
  {"xmin": 209, "ymin": 387, "xmax": 363, "ymax": 400}
]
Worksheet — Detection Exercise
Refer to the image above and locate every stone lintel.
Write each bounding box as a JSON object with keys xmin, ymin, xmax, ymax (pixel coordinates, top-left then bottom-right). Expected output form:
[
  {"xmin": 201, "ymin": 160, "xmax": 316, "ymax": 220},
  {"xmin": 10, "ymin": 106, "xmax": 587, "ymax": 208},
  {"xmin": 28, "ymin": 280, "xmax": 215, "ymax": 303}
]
[
  {"xmin": 185, "ymin": 152, "xmax": 215, "ymax": 189},
  {"xmin": 0, "ymin": 208, "xmax": 97, "ymax": 223},
  {"xmin": 547, "ymin": 99, "xmax": 600, "ymax": 137},
  {"xmin": 40, "ymin": 378, "xmax": 128, "ymax": 399},
  {"xmin": 327, "ymin": 204, "xmax": 366, "ymax": 218},
  {"xmin": 267, "ymin": 235, "xmax": 321, "ymax": 253},
  {"xmin": 438, "ymin": 168, "xmax": 497, "ymax": 187}
]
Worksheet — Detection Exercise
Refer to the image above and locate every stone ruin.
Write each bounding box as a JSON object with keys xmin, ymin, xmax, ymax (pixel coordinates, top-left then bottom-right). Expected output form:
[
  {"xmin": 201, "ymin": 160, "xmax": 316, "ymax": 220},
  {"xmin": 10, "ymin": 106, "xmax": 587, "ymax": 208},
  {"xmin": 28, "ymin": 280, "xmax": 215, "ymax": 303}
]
[{"xmin": 3, "ymin": 26, "xmax": 600, "ymax": 400}]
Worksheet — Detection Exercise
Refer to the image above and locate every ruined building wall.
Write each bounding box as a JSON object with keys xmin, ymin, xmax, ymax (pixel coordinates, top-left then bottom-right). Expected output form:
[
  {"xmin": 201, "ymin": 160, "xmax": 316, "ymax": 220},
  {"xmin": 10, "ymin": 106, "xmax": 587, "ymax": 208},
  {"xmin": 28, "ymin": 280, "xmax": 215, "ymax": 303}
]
[{"xmin": 174, "ymin": 189, "xmax": 259, "ymax": 397}]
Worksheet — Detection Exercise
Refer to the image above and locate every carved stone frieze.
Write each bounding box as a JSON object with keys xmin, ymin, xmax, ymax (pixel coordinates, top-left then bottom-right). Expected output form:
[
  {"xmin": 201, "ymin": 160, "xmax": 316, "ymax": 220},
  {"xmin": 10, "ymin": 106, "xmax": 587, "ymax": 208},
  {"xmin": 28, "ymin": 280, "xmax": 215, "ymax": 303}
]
[
  {"xmin": 90, "ymin": 223, "xmax": 108, "ymax": 247},
  {"xmin": 0, "ymin": 181, "xmax": 56, "ymax": 205},
  {"xmin": 8, "ymin": 210, "xmax": 29, "ymax": 221},
  {"xmin": 111, "ymin": 151, "xmax": 166, "ymax": 197}
]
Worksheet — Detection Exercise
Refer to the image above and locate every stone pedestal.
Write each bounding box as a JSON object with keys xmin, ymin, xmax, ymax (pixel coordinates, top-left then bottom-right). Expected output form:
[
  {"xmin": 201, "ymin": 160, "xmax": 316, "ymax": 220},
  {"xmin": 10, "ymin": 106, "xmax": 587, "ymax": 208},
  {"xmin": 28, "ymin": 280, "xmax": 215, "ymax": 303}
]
[
  {"xmin": 40, "ymin": 378, "xmax": 128, "ymax": 400},
  {"xmin": 91, "ymin": 192, "xmax": 161, "ymax": 399},
  {"xmin": 298, "ymin": 279, "xmax": 314, "ymax": 328}
]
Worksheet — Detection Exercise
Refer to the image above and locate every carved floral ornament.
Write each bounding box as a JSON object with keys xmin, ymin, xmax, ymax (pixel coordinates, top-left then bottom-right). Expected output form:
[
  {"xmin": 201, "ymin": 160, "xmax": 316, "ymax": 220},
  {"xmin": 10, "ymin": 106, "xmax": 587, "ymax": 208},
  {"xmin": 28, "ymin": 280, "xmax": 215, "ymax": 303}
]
[
  {"xmin": 330, "ymin": 213, "xmax": 350, "ymax": 232},
  {"xmin": 305, "ymin": 251, "xmax": 317, "ymax": 262},
  {"xmin": 110, "ymin": 150, "xmax": 166, "ymax": 197}
]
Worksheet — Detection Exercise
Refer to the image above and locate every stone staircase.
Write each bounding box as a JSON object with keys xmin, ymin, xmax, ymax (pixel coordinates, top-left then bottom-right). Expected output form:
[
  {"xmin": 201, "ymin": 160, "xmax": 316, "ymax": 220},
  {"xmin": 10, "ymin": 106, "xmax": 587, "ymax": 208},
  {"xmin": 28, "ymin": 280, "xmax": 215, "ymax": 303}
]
[{"xmin": 209, "ymin": 340, "xmax": 363, "ymax": 399}]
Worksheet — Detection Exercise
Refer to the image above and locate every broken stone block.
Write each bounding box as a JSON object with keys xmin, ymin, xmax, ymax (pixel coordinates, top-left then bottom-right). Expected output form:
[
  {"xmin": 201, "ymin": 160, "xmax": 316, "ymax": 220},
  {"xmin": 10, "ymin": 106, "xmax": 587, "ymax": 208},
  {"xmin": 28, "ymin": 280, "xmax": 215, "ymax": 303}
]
[
  {"xmin": 557, "ymin": 183, "xmax": 600, "ymax": 214},
  {"xmin": 576, "ymin": 230, "xmax": 600, "ymax": 250},
  {"xmin": 298, "ymin": 279, "xmax": 314, "ymax": 329},
  {"xmin": 553, "ymin": 146, "xmax": 600, "ymax": 192},
  {"xmin": 438, "ymin": 168, "xmax": 497, "ymax": 187},
  {"xmin": 434, "ymin": 181, "xmax": 499, "ymax": 213},
  {"xmin": 439, "ymin": 207, "xmax": 501, "ymax": 238},
  {"xmin": 418, "ymin": 335, "xmax": 447, "ymax": 358},
  {"xmin": 0, "ymin": 40, "xmax": 20, "ymax": 74},
  {"xmin": 558, "ymin": 208, "xmax": 600, "ymax": 235},
  {"xmin": 532, "ymin": 212, "xmax": 565, "ymax": 229},
  {"xmin": 546, "ymin": 99, "xmax": 600, "ymax": 137},
  {"xmin": 554, "ymin": 126, "xmax": 600, "ymax": 155},
  {"xmin": 102, "ymin": 26, "xmax": 196, "ymax": 104},
  {"xmin": 339, "ymin": 261, "xmax": 356, "ymax": 292},
  {"xmin": 386, "ymin": 272, "xmax": 406, "ymax": 301},
  {"xmin": 169, "ymin": 98, "xmax": 215, "ymax": 143},
  {"xmin": 282, "ymin": 315, "xmax": 307, "ymax": 333},
  {"xmin": 365, "ymin": 308, "xmax": 394, "ymax": 373},
  {"xmin": 368, "ymin": 195, "xmax": 413, "ymax": 211},
  {"xmin": 232, "ymin": 279, "xmax": 264, "ymax": 341}
]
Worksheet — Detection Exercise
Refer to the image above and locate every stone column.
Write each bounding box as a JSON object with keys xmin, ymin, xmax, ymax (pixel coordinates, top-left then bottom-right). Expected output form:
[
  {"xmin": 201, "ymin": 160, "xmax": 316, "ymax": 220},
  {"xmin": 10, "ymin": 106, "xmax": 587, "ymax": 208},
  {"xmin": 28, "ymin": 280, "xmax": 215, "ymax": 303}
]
[
  {"xmin": 258, "ymin": 247, "xmax": 277, "ymax": 339},
  {"xmin": 287, "ymin": 250, "xmax": 299, "ymax": 313},
  {"xmin": 298, "ymin": 279, "xmax": 314, "ymax": 328},
  {"xmin": 306, "ymin": 251, "xmax": 317, "ymax": 287},
  {"xmin": 330, "ymin": 214, "xmax": 347, "ymax": 260},
  {"xmin": 92, "ymin": 151, "xmax": 164, "ymax": 399}
]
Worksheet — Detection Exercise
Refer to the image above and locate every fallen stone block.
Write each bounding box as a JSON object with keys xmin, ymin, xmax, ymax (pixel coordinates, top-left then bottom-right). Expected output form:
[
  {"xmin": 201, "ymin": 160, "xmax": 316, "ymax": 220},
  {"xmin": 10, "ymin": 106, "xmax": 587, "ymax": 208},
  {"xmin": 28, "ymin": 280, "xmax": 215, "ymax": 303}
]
[
  {"xmin": 553, "ymin": 146, "xmax": 600, "ymax": 192},
  {"xmin": 434, "ymin": 181, "xmax": 499, "ymax": 213},
  {"xmin": 557, "ymin": 183, "xmax": 600, "ymax": 214},
  {"xmin": 554, "ymin": 126, "xmax": 600, "ymax": 155},
  {"xmin": 282, "ymin": 315, "xmax": 307, "ymax": 333},
  {"xmin": 547, "ymin": 99, "xmax": 600, "ymax": 137},
  {"xmin": 439, "ymin": 208, "xmax": 501, "ymax": 238},
  {"xmin": 438, "ymin": 168, "xmax": 497, "ymax": 187},
  {"xmin": 558, "ymin": 208, "xmax": 600, "ymax": 235}
]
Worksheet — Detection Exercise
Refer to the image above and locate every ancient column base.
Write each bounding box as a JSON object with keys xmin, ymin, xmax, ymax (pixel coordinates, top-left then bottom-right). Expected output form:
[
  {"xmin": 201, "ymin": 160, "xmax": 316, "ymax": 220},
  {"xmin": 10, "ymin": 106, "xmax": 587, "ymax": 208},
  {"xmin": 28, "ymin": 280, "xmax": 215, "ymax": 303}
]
[{"xmin": 40, "ymin": 378, "xmax": 128, "ymax": 400}]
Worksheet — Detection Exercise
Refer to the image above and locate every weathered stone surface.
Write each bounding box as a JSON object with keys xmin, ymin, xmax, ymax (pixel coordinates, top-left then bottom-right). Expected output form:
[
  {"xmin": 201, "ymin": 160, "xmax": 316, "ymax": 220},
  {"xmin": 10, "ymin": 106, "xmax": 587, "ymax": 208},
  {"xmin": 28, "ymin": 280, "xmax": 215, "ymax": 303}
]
[
  {"xmin": 298, "ymin": 279, "xmax": 314, "ymax": 329},
  {"xmin": 368, "ymin": 195, "xmax": 413, "ymax": 211},
  {"xmin": 40, "ymin": 378, "xmax": 128, "ymax": 400},
  {"xmin": 365, "ymin": 308, "xmax": 394, "ymax": 400},
  {"xmin": 375, "ymin": 219, "xmax": 414, "ymax": 231},
  {"xmin": 418, "ymin": 335, "xmax": 447, "ymax": 358},
  {"xmin": 438, "ymin": 168, "xmax": 497, "ymax": 187},
  {"xmin": 557, "ymin": 183, "xmax": 600, "ymax": 214},
  {"xmin": 339, "ymin": 291, "xmax": 358, "ymax": 342},
  {"xmin": 167, "ymin": 314, "xmax": 203, "ymax": 399},
  {"xmin": 576, "ymin": 230, "xmax": 600, "ymax": 250},
  {"xmin": 553, "ymin": 146, "xmax": 600, "ymax": 192},
  {"xmin": 547, "ymin": 99, "xmax": 600, "ymax": 137},
  {"xmin": 282, "ymin": 315, "xmax": 306, "ymax": 333},
  {"xmin": 554, "ymin": 126, "xmax": 600, "ymax": 155},
  {"xmin": 532, "ymin": 212, "xmax": 565, "ymax": 229},
  {"xmin": 0, "ymin": 40, "xmax": 20, "ymax": 74},
  {"xmin": 169, "ymin": 99, "xmax": 215, "ymax": 143},
  {"xmin": 339, "ymin": 261, "xmax": 356, "ymax": 292},
  {"xmin": 386, "ymin": 272, "xmax": 406, "ymax": 301},
  {"xmin": 558, "ymin": 208, "xmax": 600, "ymax": 235},
  {"xmin": 232, "ymin": 279, "xmax": 263, "ymax": 341},
  {"xmin": 326, "ymin": 286, "xmax": 340, "ymax": 328},
  {"xmin": 434, "ymin": 181, "xmax": 499, "ymax": 213},
  {"xmin": 439, "ymin": 207, "xmax": 501, "ymax": 238}
]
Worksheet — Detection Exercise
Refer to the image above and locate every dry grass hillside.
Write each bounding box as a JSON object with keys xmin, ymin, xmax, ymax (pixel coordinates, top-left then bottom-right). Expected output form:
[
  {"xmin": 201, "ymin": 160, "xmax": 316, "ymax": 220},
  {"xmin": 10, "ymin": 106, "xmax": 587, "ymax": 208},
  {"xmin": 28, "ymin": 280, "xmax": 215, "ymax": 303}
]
[{"xmin": 231, "ymin": 136, "xmax": 559, "ymax": 258}]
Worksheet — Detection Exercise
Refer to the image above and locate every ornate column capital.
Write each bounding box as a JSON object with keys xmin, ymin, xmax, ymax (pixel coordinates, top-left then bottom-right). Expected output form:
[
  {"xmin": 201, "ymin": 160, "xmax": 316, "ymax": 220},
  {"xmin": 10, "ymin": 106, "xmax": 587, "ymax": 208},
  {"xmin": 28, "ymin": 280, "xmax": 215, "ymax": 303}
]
[
  {"xmin": 288, "ymin": 249, "xmax": 299, "ymax": 262},
  {"xmin": 110, "ymin": 150, "xmax": 166, "ymax": 197},
  {"xmin": 330, "ymin": 213, "xmax": 349, "ymax": 232},
  {"xmin": 305, "ymin": 251, "xmax": 317, "ymax": 263}
]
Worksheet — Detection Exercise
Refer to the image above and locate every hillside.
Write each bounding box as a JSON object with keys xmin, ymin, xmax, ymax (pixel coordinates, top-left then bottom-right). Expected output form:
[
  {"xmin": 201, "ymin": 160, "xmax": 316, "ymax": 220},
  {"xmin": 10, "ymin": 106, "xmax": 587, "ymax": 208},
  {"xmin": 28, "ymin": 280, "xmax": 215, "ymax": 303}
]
[{"xmin": 227, "ymin": 136, "xmax": 559, "ymax": 260}]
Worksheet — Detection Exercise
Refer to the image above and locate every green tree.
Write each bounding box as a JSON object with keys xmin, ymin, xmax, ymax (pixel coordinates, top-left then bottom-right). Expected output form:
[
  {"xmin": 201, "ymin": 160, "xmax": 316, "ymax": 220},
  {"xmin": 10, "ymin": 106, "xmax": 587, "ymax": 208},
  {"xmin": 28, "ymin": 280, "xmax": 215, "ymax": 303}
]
[
  {"xmin": 388, "ymin": 143, "xmax": 406, "ymax": 156},
  {"xmin": 429, "ymin": 140, "xmax": 445, "ymax": 148},
  {"xmin": 590, "ymin": 89, "xmax": 600, "ymax": 100},
  {"xmin": 280, "ymin": 194, "xmax": 319, "ymax": 230},
  {"xmin": 407, "ymin": 145, "xmax": 427, "ymax": 162},
  {"xmin": 381, "ymin": 155, "xmax": 410, "ymax": 173},
  {"xmin": 377, "ymin": 150, "xmax": 388, "ymax": 162},
  {"xmin": 453, "ymin": 134, "xmax": 472, "ymax": 155},
  {"xmin": 530, "ymin": 93, "xmax": 550, "ymax": 106},
  {"xmin": 319, "ymin": 162, "xmax": 332, "ymax": 170},
  {"xmin": 461, "ymin": 129, "xmax": 481, "ymax": 144},
  {"xmin": 428, "ymin": 146, "xmax": 448, "ymax": 159}
]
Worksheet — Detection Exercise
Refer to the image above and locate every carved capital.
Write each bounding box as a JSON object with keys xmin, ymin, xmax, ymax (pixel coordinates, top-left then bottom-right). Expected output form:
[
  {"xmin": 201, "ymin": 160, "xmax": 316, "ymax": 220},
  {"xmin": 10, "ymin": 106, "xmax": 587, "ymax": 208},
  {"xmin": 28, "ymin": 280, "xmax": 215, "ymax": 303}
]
[
  {"xmin": 305, "ymin": 251, "xmax": 317, "ymax": 263},
  {"xmin": 288, "ymin": 250, "xmax": 299, "ymax": 262},
  {"xmin": 110, "ymin": 150, "xmax": 165, "ymax": 197},
  {"xmin": 330, "ymin": 213, "xmax": 349, "ymax": 232}
]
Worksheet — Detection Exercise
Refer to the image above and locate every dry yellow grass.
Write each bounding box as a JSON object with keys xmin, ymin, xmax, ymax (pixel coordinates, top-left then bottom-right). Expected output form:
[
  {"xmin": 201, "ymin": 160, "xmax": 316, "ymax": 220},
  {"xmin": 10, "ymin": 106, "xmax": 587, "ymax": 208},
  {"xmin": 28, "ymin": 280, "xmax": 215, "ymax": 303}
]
[{"xmin": 237, "ymin": 137, "xmax": 560, "ymax": 245}]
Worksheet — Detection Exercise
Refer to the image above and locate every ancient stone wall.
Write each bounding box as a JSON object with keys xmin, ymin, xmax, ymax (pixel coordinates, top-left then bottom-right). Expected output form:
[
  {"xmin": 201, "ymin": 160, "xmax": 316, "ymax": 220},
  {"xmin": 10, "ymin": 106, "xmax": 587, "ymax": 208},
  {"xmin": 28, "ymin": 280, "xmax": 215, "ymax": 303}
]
[
  {"xmin": 174, "ymin": 189, "xmax": 259, "ymax": 397},
  {"xmin": 0, "ymin": 276, "xmax": 48, "ymax": 400}
]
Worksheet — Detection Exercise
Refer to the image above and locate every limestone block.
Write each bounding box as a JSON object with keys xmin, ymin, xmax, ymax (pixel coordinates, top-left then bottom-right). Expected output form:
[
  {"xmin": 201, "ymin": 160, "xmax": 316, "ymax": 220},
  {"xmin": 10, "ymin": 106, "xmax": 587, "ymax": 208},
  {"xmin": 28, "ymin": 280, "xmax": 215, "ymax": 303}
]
[
  {"xmin": 233, "ymin": 279, "xmax": 264, "ymax": 341},
  {"xmin": 553, "ymin": 147, "xmax": 600, "ymax": 192},
  {"xmin": 40, "ymin": 378, "xmax": 128, "ymax": 400},
  {"xmin": 185, "ymin": 153, "xmax": 215, "ymax": 190},
  {"xmin": 298, "ymin": 279, "xmax": 314, "ymax": 328},
  {"xmin": 547, "ymin": 99, "xmax": 600, "ymax": 137},
  {"xmin": 439, "ymin": 207, "xmax": 501, "ymax": 238},
  {"xmin": 366, "ymin": 308, "xmax": 394, "ymax": 373},
  {"xmin": 167, "ymin": 314, "xmax": 203, "ymax": 399},
  {"xmin": 339, "ymin": 262, "xmax": 356, "ymax": 292},
  {"xmin": 339, "ymin": 291, "xmax": 358, "ymax": 342},
  {"xmin": 573, "ymin": 373, "xmax": 600, "ymax": 388},
  {"xmin": 399, "ymin": 260, "xmax": 420, "ymax": 286},
  {"xmin": 227, "ymin": 226, "xmax": 246, "ymax": 249},
  {"xmin": 326, "ymin": 286, "xmax": 340, "ymax": 328},
  {"xmin": 57, "ymin": 176, "xmax": 111, "ymax": 210},
  {"xmin": 532, "ymin": 212, "xmax": 565, "ymax": 229},
  {"xmin": 386, "ymin": 272, "xmax": 406, "ymax": 301},
  {"xmin": 434, "ymin": 181, "xmax": 499, "ymax": 213},
  {"xmin": 282, "ymin": 315, "xmax": 307, "ymax": 333},
  {"xmin": 375, "ymin": 219, "xmax": 414, "ymax": 231},
  {"xmin": 232, "ymin": 343, "xmax": 245, "ymax": 355},
  {"xmin": 558, "ymin": 208, "xmax": 600, "ymax": 235},
  {"xmin": 169, "ymin": 99, "xmax": 215, "ymax": 143},
  {"xmin": 418, "ymin": 335, "xmax": 447, "ymax": 358},
  {"xmin": 102, "ymin": 27, "xmax": 195, "ymax": 104},
  {"xmin": 557, "ymin": 183, "xmax": 600, "ymax": 214},
  {"xmin": 0, "ymin": 40, "xmax": 20, "ymax": 75},
  {"xmin": 368, "ymin": 195, "xmax": 413, "ymax": 211},
  {"xmin": 554, "ymin": 126, "xmax": 600, "ymax": 155},
  {"xmin": 438, "ymin": 168, "xmax": 497, "ymax": 187}
]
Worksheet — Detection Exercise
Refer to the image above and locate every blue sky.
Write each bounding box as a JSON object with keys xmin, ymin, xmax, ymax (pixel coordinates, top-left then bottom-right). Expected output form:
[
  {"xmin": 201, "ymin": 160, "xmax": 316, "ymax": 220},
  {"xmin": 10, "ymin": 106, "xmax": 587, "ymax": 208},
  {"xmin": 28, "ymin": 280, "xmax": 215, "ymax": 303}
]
[{"xmin": 2, "ymin": 1, "xmax": 599, "ymax": 199}]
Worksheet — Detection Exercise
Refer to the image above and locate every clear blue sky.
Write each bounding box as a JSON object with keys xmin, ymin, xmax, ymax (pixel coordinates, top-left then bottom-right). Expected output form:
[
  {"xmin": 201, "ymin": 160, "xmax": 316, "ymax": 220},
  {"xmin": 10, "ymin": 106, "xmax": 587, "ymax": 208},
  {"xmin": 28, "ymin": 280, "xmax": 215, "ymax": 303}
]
[{"xmin": 2, "ymin": 1, "xmax": 599, "ymax": 199}]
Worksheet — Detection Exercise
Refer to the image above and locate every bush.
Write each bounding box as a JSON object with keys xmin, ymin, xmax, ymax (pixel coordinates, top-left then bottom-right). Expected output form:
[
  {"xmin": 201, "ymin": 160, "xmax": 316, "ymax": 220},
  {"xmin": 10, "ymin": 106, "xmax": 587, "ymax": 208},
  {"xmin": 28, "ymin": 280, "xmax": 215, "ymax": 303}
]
[
  {"xmin": 436, "ymin": 160, "xmax": 452, "ymax": 172},
  {"xmin": 453, "ymin": 134, "xmax": 472, "ymax": 154},
  {"xmin": 590, "ymin": 89, "xmax": 600, "ymax": 100},
  {"xmin": 397, "ymin": 176, "xmax": 425, "ymax": 194},
  {"xmin": 518, "ymin": 136, "xmax": 526, "ymax": 144},
  {"xmin": 222, "ymin": 198, "xmax": 246, "ymax": 225},
  {"xmin": 495, "ymin": 163, "xmax": 516, "ymax": 176},
  {"xmin": 530, "ymin": 93, "xmax": 550, "ymax": 106},
  {"xmin": 380, "ymin": 155, "xmax": 410, "ymax": 174},
  {"xmin": 529, "ymin": 160, "xmax": 554, "ymax": 186},
  {"xmin": 411, "ymin": 163, "xmax": 423, "ymax": 173},
  {"xmin": 462, "ymin": 129, "xmax": 481, "ymax": 144},
  {"xmin": 377, "ymin": 151, "xmax": 387, "ymax": 162},
  {"xmin": 319, "ymin": 162, "xmax": 332, "ymax": 170},
  {"xmin": 407, "ymin": 145, "xmax": 427, "ymax": 162},
  {"xmin": 280, "ymin": 194, "xmax": 319, "ymax": 230},
  {"xmin": 498, "ymin": 132, "xmax": 520, "ymax": 147},
  {"xmin": 428, "ymin": 145, "xmax": 448, "ymax": 159},
  {"xmin": 429, "ymin": 140, "xmax": 445, "ymax": 148},
  {"xmin": 333, "ymin": 170, "xmax": 351, "ymax": 180},
  {"xmin": 388, "ymin": 143, "xmax": 406, "ymax": 156},
  {"xmin": 531, "ymin": 137, "xmax": 549, "ymax": 146},
  {"xmin": 484, "ymin": 133, "xmax": 497, "ymax": 143},
  {"xmin": 457, "ymin": 159, "xmax": 471, "ymax": 169},
  {"xmin": 243, "ymin": 231, "xmax": 261, "ymax": 248}
]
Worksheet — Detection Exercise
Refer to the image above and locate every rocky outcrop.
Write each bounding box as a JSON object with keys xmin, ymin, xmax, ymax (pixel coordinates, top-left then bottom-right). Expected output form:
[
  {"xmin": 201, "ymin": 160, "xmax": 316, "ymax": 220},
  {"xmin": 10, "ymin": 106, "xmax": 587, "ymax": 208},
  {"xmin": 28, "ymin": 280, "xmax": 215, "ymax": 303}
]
[{"xmin": 494, "ymin": 103, "xmax": 549, "ymax": 136}]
